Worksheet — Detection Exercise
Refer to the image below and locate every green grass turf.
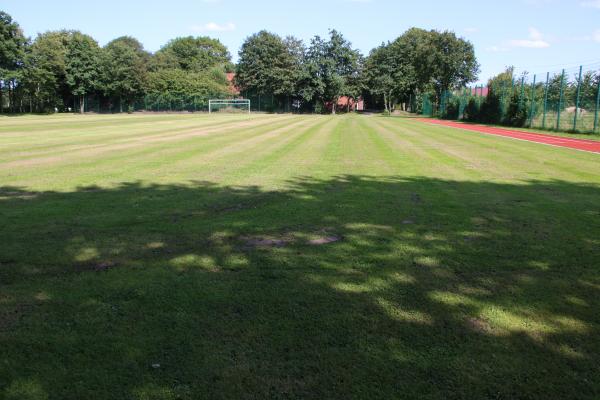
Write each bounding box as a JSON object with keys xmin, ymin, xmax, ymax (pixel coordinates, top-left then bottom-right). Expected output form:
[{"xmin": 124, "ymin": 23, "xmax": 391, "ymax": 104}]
[{"xmin": 1, "ymin": 113, "xmax": 600, "ymax": 399}]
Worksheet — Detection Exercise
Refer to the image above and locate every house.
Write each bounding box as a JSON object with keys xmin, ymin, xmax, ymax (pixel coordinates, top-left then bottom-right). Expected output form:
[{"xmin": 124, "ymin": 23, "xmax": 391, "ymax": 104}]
[
  {"xmin": 470, "ymin": 86, "xmax": 489, "ymax": 97},
  {"xmin": 327, "ymin": 96, "xmax": 365, "ymax": 112},
  {"xmin": 225, "ymin": 72, "xmax": 240, "ymax": 95}
]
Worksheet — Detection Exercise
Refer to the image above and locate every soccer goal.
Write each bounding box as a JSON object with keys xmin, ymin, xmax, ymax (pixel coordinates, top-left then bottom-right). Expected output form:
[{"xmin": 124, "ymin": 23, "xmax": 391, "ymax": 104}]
[{"xmin": 208, "ymin": 99, "xmax": 251, "ymax": 114}]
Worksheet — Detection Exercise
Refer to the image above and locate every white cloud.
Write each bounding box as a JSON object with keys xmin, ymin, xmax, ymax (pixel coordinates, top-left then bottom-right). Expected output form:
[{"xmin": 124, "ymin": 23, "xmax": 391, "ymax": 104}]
[
  {"xmin": 594, "ymin": 29, "xmax": 600, "ymax": 42},
  {"xmin": 464, "ymin": 27, "xmax": 479, "ymax": 34},
  {"xmin": 486, "ymin": 45, "xmax": 508, "ymax": 52},
  {"xmin": 508, "ymin": 27, "xmax": 550, "ymax": 48},
  {"xmin": 580, "ymin": 0, "xmax": 600, "ymax": 8},
  {"xmin": 486, "ymin": 27, "xmax": 550, "ymax": 52},
  {"xmin": 191, "ymin": 22, "xmax": 236, "ymax": 32}
]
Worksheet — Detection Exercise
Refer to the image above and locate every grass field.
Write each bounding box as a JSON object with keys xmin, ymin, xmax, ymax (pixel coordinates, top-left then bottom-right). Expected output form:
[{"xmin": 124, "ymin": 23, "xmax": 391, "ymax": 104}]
[{"xmin": 1, "ymin": 113, "xmax": 600, "ymax": 400}]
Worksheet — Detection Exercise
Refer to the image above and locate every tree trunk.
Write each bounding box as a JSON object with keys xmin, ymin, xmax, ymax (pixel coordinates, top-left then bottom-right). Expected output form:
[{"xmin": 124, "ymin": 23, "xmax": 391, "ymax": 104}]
[
  {"xmin": 332, "ymin": 99, "xmax": 336, "ymax": 115},
  {"xmin": 8, "ymin": 81, "xmax": 13, "ymax": 113},
  {"xmin": 80, "ymin": 95, "xmax": 85, "ymax": 114}
]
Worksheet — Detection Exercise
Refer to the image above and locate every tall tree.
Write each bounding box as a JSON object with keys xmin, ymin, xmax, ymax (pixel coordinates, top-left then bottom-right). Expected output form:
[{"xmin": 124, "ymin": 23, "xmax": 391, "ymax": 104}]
[
  {"xmin": 364, "ymin": 28, "xmax": 478, "ymax": 112},
  {"xmin": 235, "ymin": 31, "xmax": 300, "ymax": 100},
  {"xmin": 22, "ymin": 30, "xmax": 72, "ymax": 112},
  {"xmin": 101, "ymin": 37, "xmax": 149, "ymax": 112},
  {"xmin": 364, "ymin": 44, "xmax": 396, "ymax": 112},
  {"xmin": 427, "ymin": 30, "xmax": 479, "ymax": 100},
  {"xmin": 65, "ymin": 32, "xmax": 101, "ymax": 113},
  {"xmin": 307, "ymin": 30, "xmax": 361, "ymax": 114},
  {"xmin": 0, "ymin": 11, "xmax": 27, "ymax": 112}
]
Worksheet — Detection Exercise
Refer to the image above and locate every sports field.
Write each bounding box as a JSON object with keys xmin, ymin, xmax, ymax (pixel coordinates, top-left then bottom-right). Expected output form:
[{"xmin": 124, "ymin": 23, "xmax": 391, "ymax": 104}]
[{"xmin": 1, "ymin": 113, "xmax": 600, "ymax": 399}]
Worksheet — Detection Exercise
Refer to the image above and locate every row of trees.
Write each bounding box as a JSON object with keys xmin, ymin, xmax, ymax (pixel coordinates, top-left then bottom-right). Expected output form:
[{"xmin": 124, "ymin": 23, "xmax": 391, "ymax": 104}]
[
  {"xmin": 235, "ymin": 30, "xmax": 363, "ymax": 113},
  {"xmin": 364, "ymin": 28, "xmax": 479, "ymax": 113},
  {"xmin": 1, "ymin": 9, "xmax": 479, "ymax": 114},
  {"xmin": 234, "ymin": 28, "xmax": 479, "ymax": 113},
  {"xmin": 0, "ymin": 11, "xmax": 233, "ymax": 113}
]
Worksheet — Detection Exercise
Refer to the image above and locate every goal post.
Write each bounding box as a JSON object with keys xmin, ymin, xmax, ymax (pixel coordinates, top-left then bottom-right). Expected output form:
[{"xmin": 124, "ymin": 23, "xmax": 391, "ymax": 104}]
[{"xmin": 209, "ymin": 99, "xmax": 251, "ymax": 114}]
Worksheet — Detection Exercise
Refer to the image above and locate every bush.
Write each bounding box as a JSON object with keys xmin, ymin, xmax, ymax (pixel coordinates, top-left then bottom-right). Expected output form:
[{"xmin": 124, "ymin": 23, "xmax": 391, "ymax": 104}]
[
  {"xmin": 479, "ymin": 91, "xmax": 503, "ymax": 124},
  {"xmin": 463, "ymin": 98, "xmax": 479, "ymax": 122},
  {"xmin": 442, "ymin": 97, "xmax": 460, "ymax": 120},
  {"xmin": 505, "ymin": 92, "xmax": 528, "ymax": 126}
]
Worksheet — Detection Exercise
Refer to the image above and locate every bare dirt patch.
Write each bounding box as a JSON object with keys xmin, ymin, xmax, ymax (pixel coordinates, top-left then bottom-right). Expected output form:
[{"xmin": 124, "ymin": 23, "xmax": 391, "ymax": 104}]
[
  {"xmin": 76, "ymin": 260, "xmax": 117, "ymax": 272},
  {"xmin": 308, "ymin": 235, "xmax": 342, "ymax": 245},
  {"xmin": 243, "ymin": 237, "xmax": 291, "ymax": 249},
  {"xmin": 466, "ymin": 317, "xmax": 493, "ymax": 334}
]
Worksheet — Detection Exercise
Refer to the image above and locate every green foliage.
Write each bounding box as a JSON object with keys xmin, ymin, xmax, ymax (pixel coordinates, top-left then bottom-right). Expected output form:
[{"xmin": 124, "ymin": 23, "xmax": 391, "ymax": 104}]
[
  {"xmin": 477, "ymin": 68, "xmax": 514, "ymax": 124},
  {"xmin": 21, "ymin": 31, "xmax": 72, "ymax": 111},
  {"xmin": 364, "ymin": 28, "xmax": 478, "ymax": 113},
  {"xmin": 235, "ymin": 31, "xmax": 300, "ymax": 97},
  {"xmin": 153, "ymin": 36, "xmax": 230, "ymax": 72},
  {"xmin": 145, "ymin": 68, "xmax": 230, "ymax": 109},
  {"xmin": 0, "ymin": 11, "xmax": 27, "ymax": 112},
  {"xmin": 65, "ymin": 32, "xmax": 101, "ymax": 110},
  {"xmin": 463, "ymin": 98, "xmax": 479, "ymax": 121},
  {"xmin": 504, "ymin": 90, "xmax": 528, "ymax": 126},
  {"xmin": 428, "ymin": 30, "xmax": 479, "ymax": 97},
  {"xmin": 307, "ymin": 30, "xmax": 361, "ymax": 113},
  {"xmin": 443, "ymin": 96, "xmax": 460, "ymax": 120},
  {"xmin": 363, "ymin": 44, "xmax": 396, "ymax": 112},
  {"xmin": 0, "ymin": 11, "xmax": 26, "ymax": 72},
  {"xmin": 100, "ymin": 38, "xmax": 148, "ymax": 107}
]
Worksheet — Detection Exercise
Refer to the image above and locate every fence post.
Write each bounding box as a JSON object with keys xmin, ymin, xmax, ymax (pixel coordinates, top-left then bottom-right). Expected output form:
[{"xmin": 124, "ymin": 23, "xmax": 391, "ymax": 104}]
[
  {"xmin": 542, "ymin": 72, "xmax": 549, "ymax": 129},
  {"xmin": 573, "ymin": 65, "xmax": 583, "ymax": 132},
  {"xmin": 594, "ymin": 78, "xmax": 600, "ymax": 133},
  {"xmin": 557, "ymin": 69, "xmax": 565, "ymax": 130},
  {"xmin": 529, "ymin": 74, "xmax": 536, "ymax": 127},
  {"xmin": 500, "ymin": 81, "xmax": 506, "ymax": 121},
  {"xmin": 519, "ymin": 77, "xmax": 525, "ymax": 112}
]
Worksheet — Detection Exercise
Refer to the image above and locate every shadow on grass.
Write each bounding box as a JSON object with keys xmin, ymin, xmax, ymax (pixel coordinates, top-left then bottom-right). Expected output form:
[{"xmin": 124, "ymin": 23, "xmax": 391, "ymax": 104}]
[{"xmin": 1, "ymin": 176, "xmax": 599, "ymax": 399}]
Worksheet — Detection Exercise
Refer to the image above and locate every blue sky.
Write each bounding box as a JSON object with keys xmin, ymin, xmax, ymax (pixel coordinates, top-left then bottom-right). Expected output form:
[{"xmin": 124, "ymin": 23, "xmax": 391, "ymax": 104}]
[{"xmin": 3, "ymin": 0, "xmax": 600, "ymax": 83}]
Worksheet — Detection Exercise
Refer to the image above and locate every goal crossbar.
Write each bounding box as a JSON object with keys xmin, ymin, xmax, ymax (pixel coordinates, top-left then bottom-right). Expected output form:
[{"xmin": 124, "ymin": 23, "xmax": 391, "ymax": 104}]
[{"xmin": 209, "ymin": 99, "xmax": 251, "ymax": 114}]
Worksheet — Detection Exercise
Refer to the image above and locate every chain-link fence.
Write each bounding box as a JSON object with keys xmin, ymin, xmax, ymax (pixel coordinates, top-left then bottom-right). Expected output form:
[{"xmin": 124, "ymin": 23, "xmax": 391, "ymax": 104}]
[
  {"xmin": 241, "ymin": 92, "xmax": 295, "ymax": 113},
  {"xmin": 423, "ymin": 62, "xmax": 600, "ymax": 134},
  {"xmin": 73, "ymin": 94, "xmax": 218, "ymax": 113},
  {"xmin": 71, "ymin": 92, "xmax": 301, "ymax": 114}
]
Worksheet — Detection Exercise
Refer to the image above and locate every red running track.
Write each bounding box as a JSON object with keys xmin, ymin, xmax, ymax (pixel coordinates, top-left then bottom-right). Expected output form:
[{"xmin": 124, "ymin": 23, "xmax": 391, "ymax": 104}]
[{"xmin": 417, "ymin": 118, "xmax": 600, "ymax": 154}]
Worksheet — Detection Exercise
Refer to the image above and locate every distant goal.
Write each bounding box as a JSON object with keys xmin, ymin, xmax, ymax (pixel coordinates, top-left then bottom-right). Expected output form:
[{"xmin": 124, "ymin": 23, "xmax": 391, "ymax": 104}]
[{"xmin": 209, "ymin": 99, "xmax": 251, "ymax": 114}]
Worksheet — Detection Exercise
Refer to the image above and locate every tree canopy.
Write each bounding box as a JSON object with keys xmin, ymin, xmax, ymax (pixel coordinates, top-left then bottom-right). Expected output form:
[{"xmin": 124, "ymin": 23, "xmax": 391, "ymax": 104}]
[
  {"xmin": 0, "ymin": 9, "xmax": 481, "ymax": 114},
  {"xmin": 65, "ymin": 32, "xmax": 102, "ymax": 113},
  {"xmin": 153, "ymin": 36, "xmax": 231, "ymax": 72},
  {"xmin": 100, "ymin": 37, "xmax": 149, "ymax": 111},
  {"xmin": 363, "ymin": 28, "xmax": 479, "ymax": 112},
  {"xmin": 235, "ymin": 31, "xmax": 302, "ymax": 98}
]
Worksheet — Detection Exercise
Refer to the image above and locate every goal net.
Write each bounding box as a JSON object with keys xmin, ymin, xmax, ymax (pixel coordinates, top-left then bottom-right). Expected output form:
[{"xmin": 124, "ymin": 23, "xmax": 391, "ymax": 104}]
[{"xmin": 209, "ymin": 99, "xmax": 251, "ymax": 114}]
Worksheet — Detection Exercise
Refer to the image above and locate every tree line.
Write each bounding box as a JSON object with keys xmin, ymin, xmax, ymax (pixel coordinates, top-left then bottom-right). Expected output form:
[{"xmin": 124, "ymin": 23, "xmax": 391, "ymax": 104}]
[{"xmin": 0, "ymin": 10, "xmax": 479, "ymax": 114}]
